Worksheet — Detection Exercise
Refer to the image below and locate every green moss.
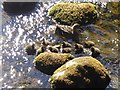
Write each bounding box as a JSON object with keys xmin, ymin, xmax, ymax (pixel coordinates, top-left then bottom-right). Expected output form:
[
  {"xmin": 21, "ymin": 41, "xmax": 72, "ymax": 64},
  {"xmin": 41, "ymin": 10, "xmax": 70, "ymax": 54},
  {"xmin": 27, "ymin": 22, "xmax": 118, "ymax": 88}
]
[
  {"xmin": 34, "ymin": 52, "xmax": 74, "ymax": 75},
  {"xmin": 50, "ymin": 56, "xmax": 111, "ymax": 88},
  {"xmin": 107, "ymin": 2, "xmax": 120, "ymax": 15},
  {"xmin": 49, "ymin": 2, "xmax": 98, "ymax": 25}
]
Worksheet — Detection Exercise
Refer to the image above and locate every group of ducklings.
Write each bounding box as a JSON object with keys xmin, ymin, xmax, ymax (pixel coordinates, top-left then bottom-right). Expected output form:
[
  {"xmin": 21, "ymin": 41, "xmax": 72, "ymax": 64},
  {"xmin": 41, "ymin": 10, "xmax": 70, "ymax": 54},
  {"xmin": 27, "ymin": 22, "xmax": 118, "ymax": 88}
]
[{"xmin": 26, "ymin": 39, "xmax": 100, "ymax": 58}]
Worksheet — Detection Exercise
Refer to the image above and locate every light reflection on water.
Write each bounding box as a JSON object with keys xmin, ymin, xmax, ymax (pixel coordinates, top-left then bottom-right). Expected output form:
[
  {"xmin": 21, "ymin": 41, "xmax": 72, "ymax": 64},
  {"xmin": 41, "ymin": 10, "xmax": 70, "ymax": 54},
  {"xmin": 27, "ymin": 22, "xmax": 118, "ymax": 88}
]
[
  {"xmin": 1, "ymin": 1, "xmax": 119, "ymax": 89},
  {"xmin": 1, "ymin": 2, "xmax": 55, "ymax": 88}
]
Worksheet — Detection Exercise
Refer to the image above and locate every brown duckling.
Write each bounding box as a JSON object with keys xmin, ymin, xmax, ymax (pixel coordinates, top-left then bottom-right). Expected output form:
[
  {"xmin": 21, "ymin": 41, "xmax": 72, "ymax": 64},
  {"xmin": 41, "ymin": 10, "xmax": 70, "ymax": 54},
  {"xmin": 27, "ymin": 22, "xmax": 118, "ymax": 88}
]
[
  {"xmin": 74, "ymin": 43, "xmax": 84, "ymax": 54},
  {"xmin": 25, "ymin": 44, "xmax": 36, "ymax": 55},
  {"xmin": 48, "ymin": 46, "xmax": 59, "ymax": 53},
  {"xmin": 42, "ymin": 38, "xmax": 51, "ymax": 46},
  {"xmin": 84, "ymin": 41, "xmax": 95, "ymax": 48},
  {"xmin": 62, "ymin": 47, "xmax": 72, "ymax": 53},
  {"xmin": 62, "ymin": 41, "xmax": 72, "ymax": 48},
  {"xmin": 36, "ymin": 46, "xmax": 46, "ymax": 56},
  {"xmin": 53, "ymin": 44, "xmax": 61, "ymax": 49},
  {"xmin": 91, "ymin": 46, "xmax": 100, "ymax": 58}
]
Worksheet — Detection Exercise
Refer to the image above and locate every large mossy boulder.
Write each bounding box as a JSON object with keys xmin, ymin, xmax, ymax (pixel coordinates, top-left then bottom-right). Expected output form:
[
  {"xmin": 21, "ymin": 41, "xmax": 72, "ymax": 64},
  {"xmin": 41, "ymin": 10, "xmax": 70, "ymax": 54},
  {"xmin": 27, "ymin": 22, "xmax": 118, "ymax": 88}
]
[
  {"xmin": 33, "ymin": 52, "xmax": 74, "ymax": 75},
  {"xmin": 49, "ymin": 56, "xmax": 111, "ymax": 89},
  {"xmin": 49, "ymin": 2, "xmax": 98, "ymax": 25}
]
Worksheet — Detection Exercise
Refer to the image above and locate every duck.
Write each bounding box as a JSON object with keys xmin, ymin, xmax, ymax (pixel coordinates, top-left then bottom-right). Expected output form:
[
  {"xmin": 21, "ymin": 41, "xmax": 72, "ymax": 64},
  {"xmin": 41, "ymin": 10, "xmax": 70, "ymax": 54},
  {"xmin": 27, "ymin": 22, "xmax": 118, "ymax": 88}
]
[
  {"xmin": 84, "ymin": 41, "xmax": 95, "ymax": 48},
  {"xmin": 48, "ymin": 46, "xmax": 59, "ymax": 53},
  {"xmin": 36, "ymin": 46, "xmax": 46, "ymax": 56},
  {"xmin": 25, "ymin": 44, "xmax": 36, "ymax": 55},
  {"xmin": 42, "ymin": 38, "xmax": 51, "ymax": 46},
  {"xmin": 74, "ymin": 43, "xmax": 84, "ymax": 54},
  {"xmin": 62, "ymin": 47, "xmax": 72, "ymax": 53},
  {"xmin": 90, "ymin": 46, "xmax": 100, "ymax": 58},
  {"xmin": 62, "ymin": 41, "xmax": 72, "ymax": 48},
  {"xmin": 55, "ymin": 23, "xmax": 84, "ymax": 42}
]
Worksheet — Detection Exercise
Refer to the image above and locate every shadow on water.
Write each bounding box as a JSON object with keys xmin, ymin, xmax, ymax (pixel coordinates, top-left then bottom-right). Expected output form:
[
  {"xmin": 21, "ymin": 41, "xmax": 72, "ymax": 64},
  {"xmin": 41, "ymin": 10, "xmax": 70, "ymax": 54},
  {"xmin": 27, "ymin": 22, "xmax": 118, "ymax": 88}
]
[{"xmin": 1, "ymin": 1, "xmax": 120, "ymax": 89}]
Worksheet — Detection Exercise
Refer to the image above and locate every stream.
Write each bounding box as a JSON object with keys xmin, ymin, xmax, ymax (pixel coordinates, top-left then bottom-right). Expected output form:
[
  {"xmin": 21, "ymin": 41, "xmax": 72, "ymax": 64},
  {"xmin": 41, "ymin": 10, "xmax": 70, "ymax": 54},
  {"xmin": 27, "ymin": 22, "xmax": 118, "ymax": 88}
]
[{"xmin": 1, "ymin": 1, "xmax": 119, "ymax": 89}]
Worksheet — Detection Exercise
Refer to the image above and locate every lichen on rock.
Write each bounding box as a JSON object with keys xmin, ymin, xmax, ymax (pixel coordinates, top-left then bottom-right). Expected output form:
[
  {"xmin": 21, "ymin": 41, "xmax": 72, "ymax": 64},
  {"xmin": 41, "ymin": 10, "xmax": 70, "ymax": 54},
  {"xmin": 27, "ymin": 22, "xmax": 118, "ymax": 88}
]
[
  {"xmin": 49, "ymin": 56, "xmax": 111, "ymax": 88},
  {"xmin": 49, "ymin": 2, "xmax": 98, "ymax": 25},
  {"xmin": 33, "ymin": 52, "xmax": 74, "ymax": 75}
]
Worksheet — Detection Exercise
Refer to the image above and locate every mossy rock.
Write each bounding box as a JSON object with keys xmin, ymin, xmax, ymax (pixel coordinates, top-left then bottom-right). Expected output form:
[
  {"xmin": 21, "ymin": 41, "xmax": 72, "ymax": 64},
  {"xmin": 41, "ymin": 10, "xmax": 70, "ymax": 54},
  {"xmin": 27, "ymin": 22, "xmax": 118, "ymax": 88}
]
[
  {"xmin": 49, "ymin": 56, "xmax": 111, "ymax": 88},
  {"xmin": 33, "ymin": 52, "xmax": 74, "ymax": 75},
  {"xmin": 107, "ymin": 2, "xmax": 120, "ymax": 15},
  {"xmin": 49, "ymin": 2, "xmax": 98, "ymax": 25}
]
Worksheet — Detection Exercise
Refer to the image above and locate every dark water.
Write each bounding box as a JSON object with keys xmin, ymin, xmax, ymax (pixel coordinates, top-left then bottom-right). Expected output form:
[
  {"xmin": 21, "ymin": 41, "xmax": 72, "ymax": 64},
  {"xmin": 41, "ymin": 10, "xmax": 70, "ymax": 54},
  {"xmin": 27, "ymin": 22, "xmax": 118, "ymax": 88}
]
[{"xmin": 1, "ymin": 1, "xmax": 119, "ymax": 89}]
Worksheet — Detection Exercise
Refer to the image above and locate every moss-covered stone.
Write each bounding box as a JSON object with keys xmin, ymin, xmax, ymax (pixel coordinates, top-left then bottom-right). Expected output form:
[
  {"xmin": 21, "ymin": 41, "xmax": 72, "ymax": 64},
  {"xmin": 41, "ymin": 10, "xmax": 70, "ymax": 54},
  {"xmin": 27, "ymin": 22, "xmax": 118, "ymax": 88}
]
[
  {"xmin": 33, "ymin": 52, "xmax": 74, "ymax": 75},
  {"xmin": 49, "ymin": 56, "xmax": 111, "ymax": 88},
  {"xmin": 49, "ymin": 2, "xmax": 98, "ymax": 25},
  {"xmin": 107, "ymin": 2, "xmax": 120, "ymax": 15}
]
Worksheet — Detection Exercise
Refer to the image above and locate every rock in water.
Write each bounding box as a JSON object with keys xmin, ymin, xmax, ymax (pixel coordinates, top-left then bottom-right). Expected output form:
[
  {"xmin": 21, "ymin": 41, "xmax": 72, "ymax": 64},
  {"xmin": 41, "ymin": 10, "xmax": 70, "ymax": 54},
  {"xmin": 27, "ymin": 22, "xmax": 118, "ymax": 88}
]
[
  {"xmin": 2, "ymin": 2, "xmax": 37, "ymax": 15},
  {"xmin": 33, "ymin": 52, "xmax": 74, "ymax": 75},
  {"xmin": 49, "ymin": 2, "xmax": 98, "ymax": 25},
  {"xmin": 49, "ymin": 56, "xmax": 111, "ymax": 88}
]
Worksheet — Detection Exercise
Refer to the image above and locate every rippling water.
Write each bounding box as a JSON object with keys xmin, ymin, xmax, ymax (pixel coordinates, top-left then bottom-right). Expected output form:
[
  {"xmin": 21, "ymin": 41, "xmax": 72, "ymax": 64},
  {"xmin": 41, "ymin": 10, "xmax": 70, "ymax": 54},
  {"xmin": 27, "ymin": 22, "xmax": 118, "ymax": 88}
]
[{"xmin": 1, "ymin": 1, "xmax": 119, "ymax": 89}]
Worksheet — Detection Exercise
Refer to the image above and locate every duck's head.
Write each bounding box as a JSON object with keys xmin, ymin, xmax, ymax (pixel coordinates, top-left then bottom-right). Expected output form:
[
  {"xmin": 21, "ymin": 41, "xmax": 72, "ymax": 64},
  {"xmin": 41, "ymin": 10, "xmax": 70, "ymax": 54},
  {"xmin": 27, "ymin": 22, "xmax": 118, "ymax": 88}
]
[{"xmin": 72, "ymin": 23, "xmax": 84, "ymax": 33}]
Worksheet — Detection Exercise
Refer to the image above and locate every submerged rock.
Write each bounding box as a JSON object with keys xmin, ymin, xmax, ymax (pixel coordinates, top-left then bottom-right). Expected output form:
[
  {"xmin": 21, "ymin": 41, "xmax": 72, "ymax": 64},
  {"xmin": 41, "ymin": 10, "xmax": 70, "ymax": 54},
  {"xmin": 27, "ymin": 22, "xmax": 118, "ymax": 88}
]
[
  {"xmin": 25, "ymin": 44, "xmax": 36, "ymax": 55},
  {"xmin": 49, "ymin": 56, "xmax": 111, "ymax": 88},
  {"xmin": 33, "ymin": 52, "xmax": 74, "ymax": 75},
  {"xmin": 2, "ymin": 2, "xmax": 37, "ymax": 15},
  {"xmin": 49, "ymin": 2, "xmax": 98, "ymax": 25}
]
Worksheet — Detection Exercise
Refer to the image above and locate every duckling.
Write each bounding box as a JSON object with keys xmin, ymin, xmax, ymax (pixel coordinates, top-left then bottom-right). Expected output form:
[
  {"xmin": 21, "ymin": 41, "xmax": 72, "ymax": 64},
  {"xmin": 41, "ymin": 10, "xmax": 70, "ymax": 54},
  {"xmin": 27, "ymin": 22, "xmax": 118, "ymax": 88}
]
[
  {"xmin": 53, "ymin": 44, "xmax": 61, "ymax": 49},
  {"xmin": 42, "ymin": 38, "xmax": 51, "ymax": 46},
  {"xmin": 62, "ymin": 47, "xmax": 72, "ymax": 53},
  {"xmin": 84, "ymin": 41, "xmax": 95, "ymax": 48},
  {"xmin": 36, "ymin": 46, "xmax": 46, "ymax": 56},
  {"xmin": 91, "ymin": 46, "xmax": 100, "ymax": 58},
  {"xmin": 74, "ymin": 43, "xmax": 84, "ymax": 54},
  {"xmin": 48, "ymin": 46, "xmax": 59, "ymax": 53},
  {"xmin": 62, "ymin": 41, "xmax": 72, "ymax": 48},
  {"xmin": 25, "ymin": 44, "xmax": 36, "ymax": 55}
]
